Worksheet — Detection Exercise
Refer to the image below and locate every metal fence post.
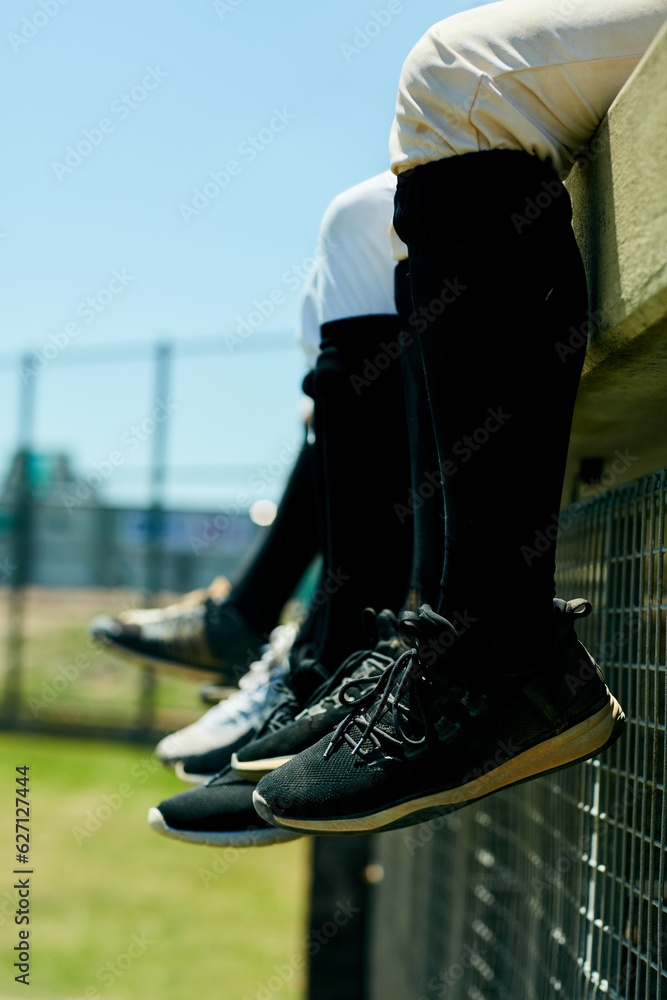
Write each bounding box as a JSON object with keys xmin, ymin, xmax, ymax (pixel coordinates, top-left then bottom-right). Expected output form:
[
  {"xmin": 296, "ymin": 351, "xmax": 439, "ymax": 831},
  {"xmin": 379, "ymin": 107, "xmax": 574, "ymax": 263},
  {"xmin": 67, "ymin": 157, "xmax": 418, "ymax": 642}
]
[
  {"xmin": 136, "ymin": 341, "xmax": 172, "ymax": 734},
  {"xmin": 3, "ymin": 358, "xmax": 37, "ymax": 720},
  {"xmin": 308, "ymin": 836, "xmax": 373, "ymax": 1000}
]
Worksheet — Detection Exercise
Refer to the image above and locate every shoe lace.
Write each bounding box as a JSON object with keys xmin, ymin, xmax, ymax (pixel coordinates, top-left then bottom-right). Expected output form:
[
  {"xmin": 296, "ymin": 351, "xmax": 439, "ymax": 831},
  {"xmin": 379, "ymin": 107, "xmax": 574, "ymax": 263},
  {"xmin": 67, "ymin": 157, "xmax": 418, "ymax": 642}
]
[
  {"xmin": 237, "ymin": 655, "xmax": 271, "ymax": 693},
  {"xmin": 256, "ymin": 677, "xmax": 300, "ymax": 736},
  {"xmin": 297, "ymin": 651, "xmax": 394, "ymax": 722},
  {"xmin": 305, "ymin": 646, "xmax": 387, "ymax": 707},
  {"xmin": 323, "ymin": 609, "xmax": 485, "ymax": 760}
]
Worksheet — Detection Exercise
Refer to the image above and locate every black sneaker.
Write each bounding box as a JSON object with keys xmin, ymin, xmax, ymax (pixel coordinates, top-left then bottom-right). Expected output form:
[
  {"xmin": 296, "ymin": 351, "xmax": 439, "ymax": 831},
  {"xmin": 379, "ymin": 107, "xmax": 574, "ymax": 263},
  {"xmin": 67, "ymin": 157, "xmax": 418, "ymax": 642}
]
[
  {"xmin": 232, "ymin": 609, "xmax": 407, "ymax": 781},
  {"xmin": 252, "ymin": 599, "xmax": 625, "ymax": 835},
  {"xmin": 148, "ymin": 766, "xmax": 301, "ymax": 847},
  {"xmin": 90, "ymin": 586, "xmax": 264, "ymax": 684}
]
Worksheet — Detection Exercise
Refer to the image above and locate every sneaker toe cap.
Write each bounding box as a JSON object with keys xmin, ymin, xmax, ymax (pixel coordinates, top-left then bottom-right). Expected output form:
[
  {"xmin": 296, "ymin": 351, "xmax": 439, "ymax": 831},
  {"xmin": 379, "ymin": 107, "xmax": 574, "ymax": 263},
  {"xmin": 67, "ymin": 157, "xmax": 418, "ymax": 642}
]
[
  {"xmin": 89, "ymin": 614, "xmax": 130, "ymax": 642},
  {"xmin": 156, "ymin": 776, "xmax": 266, "ymax": 833}
]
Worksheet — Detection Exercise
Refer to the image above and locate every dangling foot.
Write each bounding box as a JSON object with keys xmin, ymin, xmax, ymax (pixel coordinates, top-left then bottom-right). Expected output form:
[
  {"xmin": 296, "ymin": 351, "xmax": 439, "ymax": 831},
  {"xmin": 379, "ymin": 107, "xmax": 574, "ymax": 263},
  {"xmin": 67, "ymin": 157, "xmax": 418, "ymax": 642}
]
[
  {"xmin": 252, "ymin": 600, "xmax": 625, "ymax": 835},
  {"xmin": 90, "ymin": 577, "xmax": 264, "ymax": 683}
]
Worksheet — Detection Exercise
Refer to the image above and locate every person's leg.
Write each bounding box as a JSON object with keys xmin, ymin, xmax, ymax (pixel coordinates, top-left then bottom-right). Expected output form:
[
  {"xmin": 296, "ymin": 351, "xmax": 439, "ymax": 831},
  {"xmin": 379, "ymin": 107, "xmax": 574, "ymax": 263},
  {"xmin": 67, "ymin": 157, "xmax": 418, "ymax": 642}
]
[
  {"xmin": 394, "ymin": 150, "xmax": 587, "ymax": 664},
  {"xmin": 395, "ymin": 259, "xmax": 444, "ymax": 611},
  {"xmin": 311, "ymin": 312, "xmax": 413, "ymax": 673},
  {"xmin": 389, "ymin": 0, "xmax": 666, "ymax": 666},
  {"xmin": 279, "ymin": 172, "xmax": 415, "ymax": 703},
  {"xmin": 391, "ymin": 0, "xmax": 666, "ymax": 670},
  {"xmin": 297, "ymin": 172, "xmax": 413, "ymax": 676},
  {"xmin": 254, "ymin": 154, "xmax": 608, "ymax": 833}
]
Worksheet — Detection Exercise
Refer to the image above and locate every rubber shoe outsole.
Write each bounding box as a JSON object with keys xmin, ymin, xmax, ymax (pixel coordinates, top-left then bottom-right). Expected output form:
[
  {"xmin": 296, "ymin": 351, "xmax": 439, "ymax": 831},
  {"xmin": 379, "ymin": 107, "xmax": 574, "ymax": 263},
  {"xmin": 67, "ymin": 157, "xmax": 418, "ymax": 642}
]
[{"xmin": 147, "ymin": 806, "xmax": 302, "ymax": 847}]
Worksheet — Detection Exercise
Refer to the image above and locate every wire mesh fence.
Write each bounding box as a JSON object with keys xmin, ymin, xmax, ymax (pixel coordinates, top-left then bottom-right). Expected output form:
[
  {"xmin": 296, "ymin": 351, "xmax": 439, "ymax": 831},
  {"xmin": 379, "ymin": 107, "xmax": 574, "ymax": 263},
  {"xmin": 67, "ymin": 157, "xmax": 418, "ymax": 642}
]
[
  {"xmin": 367, "ymin": 467, "xmax": 667, "ymax": 1000},
  {"xmin": 0, "ymin": 329, "xmax": 307, "ymax": 740}
]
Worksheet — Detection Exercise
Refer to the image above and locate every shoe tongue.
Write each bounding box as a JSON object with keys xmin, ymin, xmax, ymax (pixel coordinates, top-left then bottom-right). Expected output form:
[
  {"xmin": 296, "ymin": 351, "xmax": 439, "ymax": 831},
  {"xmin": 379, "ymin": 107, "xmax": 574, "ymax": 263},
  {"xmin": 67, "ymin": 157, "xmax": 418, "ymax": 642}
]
[
  {"xmin": 374, "ymin": 609, "xmax": 406, "ymax": 656},
  {"xmin": 399, "ymin": 604, "xmax": 451, "ymax": 648},
  {"xmin": 376, "ymin": 609, "xmax": 398, "ymax": 639},
  {"xmin": 357, "ymin": 607, "xmax": 406, "ymax": 657},
  {"xmin": 289, "ymin": 656, "xmax": 329, "ymax": 706}
]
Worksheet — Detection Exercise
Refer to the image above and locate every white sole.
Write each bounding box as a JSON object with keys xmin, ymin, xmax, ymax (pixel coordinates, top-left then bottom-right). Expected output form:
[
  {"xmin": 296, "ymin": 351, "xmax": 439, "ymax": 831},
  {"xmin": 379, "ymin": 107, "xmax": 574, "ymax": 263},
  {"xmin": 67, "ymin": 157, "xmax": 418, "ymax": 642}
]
[
  {"xmin": 174, "ymin": 761, "xmax": 215, "ymax": 785},
  {"xmin": 253, "ymin": 697, "xmax": 625, "ymax": 834},
  {"xmin": 147, "ymin": 807, "xmax": 302, "ymax": 847},
  {"xmin": 231, "ymin": 752, "xmax": 295, "ymax": 783}
]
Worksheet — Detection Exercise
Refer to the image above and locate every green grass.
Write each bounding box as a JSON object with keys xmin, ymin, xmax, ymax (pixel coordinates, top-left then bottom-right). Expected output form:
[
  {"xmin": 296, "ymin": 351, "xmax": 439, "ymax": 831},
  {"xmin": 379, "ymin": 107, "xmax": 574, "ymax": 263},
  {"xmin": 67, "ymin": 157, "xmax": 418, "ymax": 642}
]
[
  {"xmin": 2, "ymin": 588, "xmax": 217, "ymax": 732},
  {"xmin": 0, "ymin": 734, "xmax": 309, "ymax": 1000}
]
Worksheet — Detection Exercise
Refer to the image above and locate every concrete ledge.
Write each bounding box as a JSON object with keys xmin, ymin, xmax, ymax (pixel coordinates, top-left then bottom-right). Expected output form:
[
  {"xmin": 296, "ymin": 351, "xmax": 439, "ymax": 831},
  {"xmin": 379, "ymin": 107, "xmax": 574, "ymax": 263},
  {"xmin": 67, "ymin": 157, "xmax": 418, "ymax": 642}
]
[{"xmin": 564, "ymin": 19, "xmax": 667, "ymax": 500}]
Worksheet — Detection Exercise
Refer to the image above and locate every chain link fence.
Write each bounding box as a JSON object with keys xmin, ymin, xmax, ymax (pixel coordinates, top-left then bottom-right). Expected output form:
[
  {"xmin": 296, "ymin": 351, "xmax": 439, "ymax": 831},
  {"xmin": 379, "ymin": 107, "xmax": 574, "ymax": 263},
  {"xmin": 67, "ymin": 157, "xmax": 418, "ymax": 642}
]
[
  {"xmin": 0, "ymin": 330, "xmax": 307, "ymax": 740},
  {"xmin": 367, "ymin": 467, "xmax": 667, "ymax": 1000}
]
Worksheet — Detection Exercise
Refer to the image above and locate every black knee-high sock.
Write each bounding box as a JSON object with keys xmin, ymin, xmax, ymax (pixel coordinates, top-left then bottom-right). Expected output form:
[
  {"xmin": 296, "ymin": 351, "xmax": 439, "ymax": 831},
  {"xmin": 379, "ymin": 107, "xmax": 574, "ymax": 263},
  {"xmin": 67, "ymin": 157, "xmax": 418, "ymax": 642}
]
[
  {"xmin": 394, "ymin": 151, "xmax": 588, "ymax": 661},
  {"xmin": 289, "ymin": 373, "xmax": 330, "ymax": 656},
  {"xmin": 228, "ymin": 435, "xmax": 320, "ymax": 637},
  {"xmin": 395, "ymin": 260, "xmax": 444, "ymax": 610},
  {"xmin": 311, "ymin": 315, "xmax": 413, "ymax": 672}
]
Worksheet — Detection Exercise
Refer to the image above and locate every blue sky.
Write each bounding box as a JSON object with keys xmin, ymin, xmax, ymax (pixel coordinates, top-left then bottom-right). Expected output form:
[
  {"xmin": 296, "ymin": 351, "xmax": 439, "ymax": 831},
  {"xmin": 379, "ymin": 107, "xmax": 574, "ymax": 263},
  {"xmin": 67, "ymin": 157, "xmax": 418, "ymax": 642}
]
[{"xmin": 1, "ymin": 0, "xmax": 470, "ymax": 509}]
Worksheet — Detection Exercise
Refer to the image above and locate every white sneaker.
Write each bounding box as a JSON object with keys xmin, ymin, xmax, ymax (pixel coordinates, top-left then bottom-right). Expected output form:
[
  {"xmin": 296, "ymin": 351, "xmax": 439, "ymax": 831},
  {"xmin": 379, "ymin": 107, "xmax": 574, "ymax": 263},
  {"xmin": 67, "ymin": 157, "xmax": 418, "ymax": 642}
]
[{"xmin": 155, "ymin": 623, "xmax": 298, "ymax": 782}]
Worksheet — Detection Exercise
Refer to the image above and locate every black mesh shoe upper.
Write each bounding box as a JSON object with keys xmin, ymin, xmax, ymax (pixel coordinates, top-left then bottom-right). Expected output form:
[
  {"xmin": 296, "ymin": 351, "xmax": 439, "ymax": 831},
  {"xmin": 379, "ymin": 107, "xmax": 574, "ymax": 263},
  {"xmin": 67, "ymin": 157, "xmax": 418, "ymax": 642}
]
[{"xmin": 156, "ymin": 766, "xmax": 275, "ymax": 833}]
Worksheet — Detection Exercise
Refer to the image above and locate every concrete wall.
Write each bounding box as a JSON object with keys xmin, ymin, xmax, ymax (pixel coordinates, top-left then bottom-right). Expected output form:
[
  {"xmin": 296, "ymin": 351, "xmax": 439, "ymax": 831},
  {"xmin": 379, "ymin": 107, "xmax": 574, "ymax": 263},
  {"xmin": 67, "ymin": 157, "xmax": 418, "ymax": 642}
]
[{"xmin": 564, "ymin": 20, "xmax": 667, "ymax": 501}]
